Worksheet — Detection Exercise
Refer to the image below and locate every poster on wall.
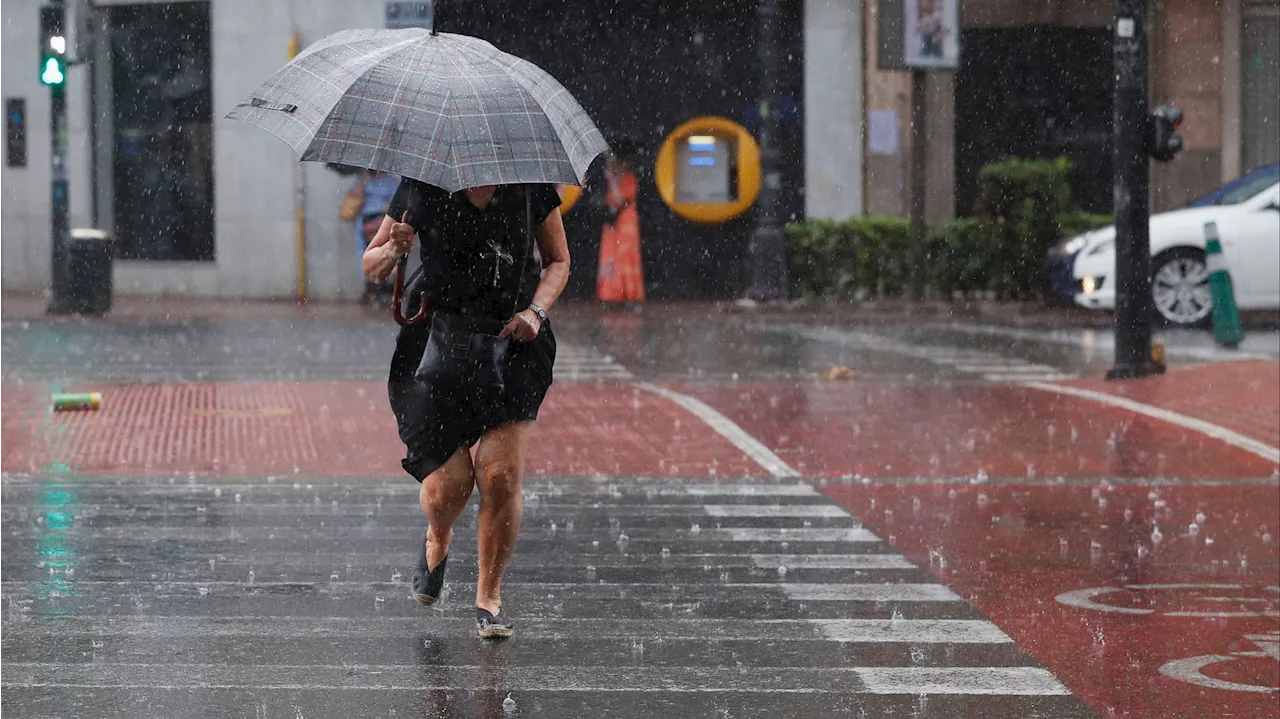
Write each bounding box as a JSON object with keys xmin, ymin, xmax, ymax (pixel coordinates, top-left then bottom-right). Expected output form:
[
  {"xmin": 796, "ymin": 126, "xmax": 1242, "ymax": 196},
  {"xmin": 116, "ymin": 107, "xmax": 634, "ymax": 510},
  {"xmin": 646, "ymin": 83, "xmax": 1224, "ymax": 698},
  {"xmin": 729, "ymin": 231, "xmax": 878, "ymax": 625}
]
[
  {"xmin": 904, "ymin": 0, "xmax": 959, "ymax": 68},
  {"xmin": 386, "ymin": 1, "xmax": 433, "ymax": 30}
]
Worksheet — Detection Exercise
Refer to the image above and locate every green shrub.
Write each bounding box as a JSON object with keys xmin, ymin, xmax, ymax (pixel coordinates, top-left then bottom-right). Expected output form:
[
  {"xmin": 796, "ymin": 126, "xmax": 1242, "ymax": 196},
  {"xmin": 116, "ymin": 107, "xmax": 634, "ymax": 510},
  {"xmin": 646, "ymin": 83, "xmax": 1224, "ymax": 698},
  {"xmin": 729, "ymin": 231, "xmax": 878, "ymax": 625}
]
[
  {"xmin": 786, "ymin": 218, "xmax": 911, "ymax": 300},
  {"xmin": 786, "ymin": 157, "xmax": 1113, "ymax": 301}
]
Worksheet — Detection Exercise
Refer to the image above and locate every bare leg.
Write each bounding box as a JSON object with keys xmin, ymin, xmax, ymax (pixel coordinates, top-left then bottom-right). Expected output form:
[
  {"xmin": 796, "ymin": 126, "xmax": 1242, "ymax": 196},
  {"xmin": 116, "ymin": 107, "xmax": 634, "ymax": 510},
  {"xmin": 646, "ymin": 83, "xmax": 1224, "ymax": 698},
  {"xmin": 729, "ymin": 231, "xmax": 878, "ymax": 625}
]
[
  {"xmin": 472, "ymin": 421, "xmax": 533, "ymax": 614},
  {"xmin": 420, "ymin": 446, "xmax": 476, "ymax": 570}
]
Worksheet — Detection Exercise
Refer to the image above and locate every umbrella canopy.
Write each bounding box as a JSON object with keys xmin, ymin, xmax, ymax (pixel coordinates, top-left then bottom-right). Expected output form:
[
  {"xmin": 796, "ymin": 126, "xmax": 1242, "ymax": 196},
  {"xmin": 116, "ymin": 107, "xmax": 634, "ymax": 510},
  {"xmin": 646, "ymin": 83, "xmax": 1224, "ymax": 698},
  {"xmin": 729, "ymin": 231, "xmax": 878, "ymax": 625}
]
[{"xmin": 226, "ymin": 29, "xmax": 607, "ymax": 192}]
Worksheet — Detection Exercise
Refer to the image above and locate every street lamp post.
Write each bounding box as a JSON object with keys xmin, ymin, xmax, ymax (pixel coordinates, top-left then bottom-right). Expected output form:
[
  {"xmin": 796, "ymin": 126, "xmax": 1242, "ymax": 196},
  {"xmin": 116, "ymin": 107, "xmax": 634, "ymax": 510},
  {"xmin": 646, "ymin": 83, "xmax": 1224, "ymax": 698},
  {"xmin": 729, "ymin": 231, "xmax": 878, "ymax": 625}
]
[{"xmin": 747, "ymin": 0, "xmax": 789, "ymax": 302}]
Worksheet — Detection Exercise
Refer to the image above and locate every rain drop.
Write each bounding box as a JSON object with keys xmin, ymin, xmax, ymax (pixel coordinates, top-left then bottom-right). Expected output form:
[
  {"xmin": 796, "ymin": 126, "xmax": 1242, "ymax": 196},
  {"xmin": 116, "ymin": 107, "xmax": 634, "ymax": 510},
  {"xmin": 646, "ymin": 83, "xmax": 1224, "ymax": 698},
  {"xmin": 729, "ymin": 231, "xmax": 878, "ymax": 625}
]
[
  {"xmin": 1188, "ymin": 523, "xmax": 1200, "ymax": 537},
  {"xmin": 777, "ymin": 565, "xmax": 788, "ymax": 578},
  {"xmin": 616, "ymin": 533, "xmax": 629, "ymax": 553},
  {"xmin": 1151, "ymin": 526, "xmax": 1164, "ymax": 544},
  {"xmin": 661, "ymin": 547, "xmax": 671, "ymax": 559},
  {"xmin": 1195, "ymin": 511, "xmax": 1206, "ymax": 525},
  {"xmin": 690, "ymin": 523, "xmax": 701, "ymax": 534},
  {"xmin": 198, "ymin": 586, "xmax": 209, "ymax": 597},
  {"xmin": 503, "ymin": 694, "xmax": 517, "ymax": 714}
]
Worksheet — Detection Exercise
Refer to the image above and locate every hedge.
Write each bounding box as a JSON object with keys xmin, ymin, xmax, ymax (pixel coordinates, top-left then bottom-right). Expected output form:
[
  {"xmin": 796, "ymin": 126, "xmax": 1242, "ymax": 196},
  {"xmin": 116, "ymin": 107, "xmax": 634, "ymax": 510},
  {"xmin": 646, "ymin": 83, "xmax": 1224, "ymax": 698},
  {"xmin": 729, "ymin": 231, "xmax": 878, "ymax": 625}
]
[{"xmin": 786, "ymin": 156, "xmax": 1113, "ymax": 301}]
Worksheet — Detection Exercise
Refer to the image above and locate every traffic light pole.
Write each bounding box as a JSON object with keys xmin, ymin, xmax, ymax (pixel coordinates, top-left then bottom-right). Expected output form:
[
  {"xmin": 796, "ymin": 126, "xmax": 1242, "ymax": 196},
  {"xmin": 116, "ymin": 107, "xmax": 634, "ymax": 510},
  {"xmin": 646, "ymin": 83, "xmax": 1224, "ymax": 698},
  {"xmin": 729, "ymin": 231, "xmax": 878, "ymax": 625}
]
[
  {"xmin": 747, "ymin": 0, "xmax": 789, "ymax": 302},
  {"xmin": 47, "ymin": 51, "xmax": 73, "ymax": 315},
  {"xmin": 1107, "ymin": 0, "xmax": 1164, "ymax": 380}
]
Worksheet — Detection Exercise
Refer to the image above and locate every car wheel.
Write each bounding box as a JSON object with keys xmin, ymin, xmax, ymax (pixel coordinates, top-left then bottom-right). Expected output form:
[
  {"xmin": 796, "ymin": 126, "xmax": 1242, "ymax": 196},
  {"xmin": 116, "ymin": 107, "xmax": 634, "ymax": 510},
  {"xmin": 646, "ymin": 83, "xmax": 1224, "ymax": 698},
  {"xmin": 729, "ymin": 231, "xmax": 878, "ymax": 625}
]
[{"xmin": 1151, "ymin": 248, "xmax": 1213, "ymax": 328}]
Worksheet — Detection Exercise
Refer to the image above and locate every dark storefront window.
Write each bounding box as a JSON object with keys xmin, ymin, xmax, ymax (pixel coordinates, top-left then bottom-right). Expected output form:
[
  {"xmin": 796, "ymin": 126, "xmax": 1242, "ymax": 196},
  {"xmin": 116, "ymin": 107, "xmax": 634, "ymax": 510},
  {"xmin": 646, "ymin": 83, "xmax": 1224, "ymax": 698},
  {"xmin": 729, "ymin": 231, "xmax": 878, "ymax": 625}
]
[{"xmin": 108, "ymin": 2, "xmax": 214, "ymax": 261}]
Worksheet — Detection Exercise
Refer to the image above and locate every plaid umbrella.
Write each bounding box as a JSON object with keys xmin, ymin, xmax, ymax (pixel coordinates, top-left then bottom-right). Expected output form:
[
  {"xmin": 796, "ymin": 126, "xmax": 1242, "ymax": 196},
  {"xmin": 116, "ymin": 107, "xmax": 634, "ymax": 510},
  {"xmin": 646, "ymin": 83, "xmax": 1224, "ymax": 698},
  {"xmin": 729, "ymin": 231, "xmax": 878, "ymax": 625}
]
[{"xmin": 226, "ymin": 29, "xmax": 607, "ymax": 192}]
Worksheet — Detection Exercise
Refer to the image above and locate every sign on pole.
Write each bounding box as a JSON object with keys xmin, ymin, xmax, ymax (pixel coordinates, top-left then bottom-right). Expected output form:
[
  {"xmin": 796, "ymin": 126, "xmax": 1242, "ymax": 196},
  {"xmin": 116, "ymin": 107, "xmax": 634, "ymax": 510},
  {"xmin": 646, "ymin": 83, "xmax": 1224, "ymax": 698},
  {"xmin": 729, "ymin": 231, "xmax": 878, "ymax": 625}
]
[
  {"xmin": 877, "ymin": 0, "xmax": 960, "ymax": 70},
  {"xmin": 386, "ymin": 1, "xmax": 433, "ymax": 30}
]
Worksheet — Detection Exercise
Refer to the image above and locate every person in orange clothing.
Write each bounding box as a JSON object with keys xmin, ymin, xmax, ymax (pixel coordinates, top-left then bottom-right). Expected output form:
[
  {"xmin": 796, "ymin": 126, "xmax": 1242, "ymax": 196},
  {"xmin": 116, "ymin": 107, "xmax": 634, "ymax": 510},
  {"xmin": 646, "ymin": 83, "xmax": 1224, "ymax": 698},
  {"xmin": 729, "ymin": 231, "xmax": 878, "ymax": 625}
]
[{"xmin": 598, "ymin": 141, "xmax": 645, "ymax": 304}]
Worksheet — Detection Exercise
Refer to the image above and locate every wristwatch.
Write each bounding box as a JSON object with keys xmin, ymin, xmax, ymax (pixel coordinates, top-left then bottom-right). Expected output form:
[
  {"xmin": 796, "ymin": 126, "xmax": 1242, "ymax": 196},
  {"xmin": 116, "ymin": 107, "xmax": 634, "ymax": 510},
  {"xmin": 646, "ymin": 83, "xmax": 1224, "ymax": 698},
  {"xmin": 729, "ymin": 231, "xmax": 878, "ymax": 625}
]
[{"xmin": 527, "ymin": 304, "xmax": 548, "ymax": 323}]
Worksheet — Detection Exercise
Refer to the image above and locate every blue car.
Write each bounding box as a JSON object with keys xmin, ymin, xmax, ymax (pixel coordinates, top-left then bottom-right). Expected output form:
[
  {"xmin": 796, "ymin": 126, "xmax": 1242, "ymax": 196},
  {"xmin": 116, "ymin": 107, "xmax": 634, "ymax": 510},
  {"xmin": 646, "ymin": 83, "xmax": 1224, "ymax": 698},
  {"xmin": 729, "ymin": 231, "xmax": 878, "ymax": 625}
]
[{"xmin": 1042, "ymin": 164, "xmax": 1280, "ymax": 303}]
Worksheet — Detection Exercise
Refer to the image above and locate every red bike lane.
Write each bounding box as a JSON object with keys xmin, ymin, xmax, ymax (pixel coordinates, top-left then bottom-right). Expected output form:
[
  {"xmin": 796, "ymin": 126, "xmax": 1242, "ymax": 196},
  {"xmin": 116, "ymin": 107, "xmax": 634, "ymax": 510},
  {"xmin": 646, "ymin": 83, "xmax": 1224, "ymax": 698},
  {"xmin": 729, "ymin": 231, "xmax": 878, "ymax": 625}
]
[{"xmin": 676, "ymin": 372, "xmax": 1280, "ymax": 718}]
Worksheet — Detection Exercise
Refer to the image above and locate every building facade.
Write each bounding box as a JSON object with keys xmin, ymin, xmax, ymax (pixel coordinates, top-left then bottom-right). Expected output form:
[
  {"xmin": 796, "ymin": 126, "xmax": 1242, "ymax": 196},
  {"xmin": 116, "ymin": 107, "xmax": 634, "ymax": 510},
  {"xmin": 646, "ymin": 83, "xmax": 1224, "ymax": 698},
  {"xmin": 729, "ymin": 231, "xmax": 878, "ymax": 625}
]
[
  {"xmin": 3, "ymin": 0, "xmax": 1274, "ymax": 300},
  {"xmin": 866, "ymin": 0, "xmax": 1280, "ymax": 224}
]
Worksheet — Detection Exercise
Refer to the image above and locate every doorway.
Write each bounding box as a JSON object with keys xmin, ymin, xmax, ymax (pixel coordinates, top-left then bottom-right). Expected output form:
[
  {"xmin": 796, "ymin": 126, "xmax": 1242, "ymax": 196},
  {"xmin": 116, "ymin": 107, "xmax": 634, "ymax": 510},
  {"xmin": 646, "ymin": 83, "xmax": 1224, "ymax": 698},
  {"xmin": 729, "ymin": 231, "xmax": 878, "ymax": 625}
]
[{"xmin": 101, "ymin": 2, "xmax": 214, "ymax": 261}]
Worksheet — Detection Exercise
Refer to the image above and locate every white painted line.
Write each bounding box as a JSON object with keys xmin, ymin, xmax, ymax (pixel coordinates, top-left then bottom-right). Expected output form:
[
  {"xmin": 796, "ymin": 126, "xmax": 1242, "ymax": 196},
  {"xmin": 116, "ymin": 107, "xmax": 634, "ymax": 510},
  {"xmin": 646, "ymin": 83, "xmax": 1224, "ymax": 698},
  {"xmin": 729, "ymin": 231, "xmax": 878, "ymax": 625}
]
[
  {"xmin": 703, "ymin": 504, "xmax": 848, "ymax": 518},
  {"xmin": 954, "ymin": 364, "xmax": 1062, "ymax": 373},
  {"xmin": 985, "ymin": 373, "xmax": 1076, "ymax": 383},
  {"xmin": 715, "ymin": 528, "xmax": 881, "ymax": 543},
  {"xmin": 813, "ymin": 619, "xmax": 1012, "ymax": 644},
  {"xmin": 1025, "ymin": 381, "xmax": 1280, "ymax": 464},
  {"xmin": 781, "ymin": 583, "xmax": 961, "ymax": 602},
  {"xmin": 679, "ymin": 484, "xmax": 817, "ymax": 497},
  {"xmin": 855, "ymin": 667, "xmax": 1071, "ymax": 696},
  {"xmin": 0, "ymin": 663, "xmax": 1068, "ymax": 694},
  {"xmin": 636, "ymin": 382, "xmax": 801, "ymax": 478},
  {"xmin": 751, "ymin": 554, "xmax": 916, "ymax": 570}
]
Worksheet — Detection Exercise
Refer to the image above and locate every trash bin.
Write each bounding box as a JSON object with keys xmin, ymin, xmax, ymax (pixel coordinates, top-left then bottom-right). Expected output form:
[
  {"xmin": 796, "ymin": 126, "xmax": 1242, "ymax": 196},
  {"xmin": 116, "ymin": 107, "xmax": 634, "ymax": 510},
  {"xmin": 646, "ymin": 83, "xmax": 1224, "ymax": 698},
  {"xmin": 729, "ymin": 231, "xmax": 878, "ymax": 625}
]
[{"xmin": 67, "ymin": 228, "xmax": 113, "ymax": 315}]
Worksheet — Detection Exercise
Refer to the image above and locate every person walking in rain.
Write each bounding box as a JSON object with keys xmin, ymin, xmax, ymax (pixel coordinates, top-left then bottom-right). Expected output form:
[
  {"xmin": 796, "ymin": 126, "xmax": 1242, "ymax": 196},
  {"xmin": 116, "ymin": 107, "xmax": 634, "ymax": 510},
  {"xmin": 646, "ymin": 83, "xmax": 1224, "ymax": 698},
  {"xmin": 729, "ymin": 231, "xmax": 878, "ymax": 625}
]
[
  {"xmin": 362, "ymin": 180, "xmax": 568, "ymax": 639},
  {"xmin": 346, "ymin": 170, "xmax": 402, "ymax": 303},
  {"xmin": 597, "ymin": 141, "xmax": 645, "ymax": 305}
]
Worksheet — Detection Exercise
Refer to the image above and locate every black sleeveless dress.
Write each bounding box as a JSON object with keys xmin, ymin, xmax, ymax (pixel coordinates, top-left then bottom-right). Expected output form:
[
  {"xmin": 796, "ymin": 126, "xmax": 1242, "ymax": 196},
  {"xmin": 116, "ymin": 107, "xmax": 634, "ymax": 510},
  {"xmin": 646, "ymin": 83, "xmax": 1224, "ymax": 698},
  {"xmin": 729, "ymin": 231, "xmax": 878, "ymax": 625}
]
[{"xmin": 385, "ymin": 181, "xmax": 561, "ymax": 482}]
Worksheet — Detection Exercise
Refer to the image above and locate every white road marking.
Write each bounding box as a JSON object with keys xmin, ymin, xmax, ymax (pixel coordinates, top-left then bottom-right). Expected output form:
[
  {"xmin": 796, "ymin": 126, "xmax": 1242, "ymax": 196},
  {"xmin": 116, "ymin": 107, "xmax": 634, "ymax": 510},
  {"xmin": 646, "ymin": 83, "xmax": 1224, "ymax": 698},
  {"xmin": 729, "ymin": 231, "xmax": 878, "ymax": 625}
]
[
  {"xmin": 636, "ymin": 382, "xmax": 801, "ymax": 478},
  {"xmin": 1160, "ymin": 655, "xmax": 1280, "ymax": 693},
  {"xmin": 983, "ymin": 373, "xmax": 1076, "ymax": 383},
  {"xmin": 703, "ymin": 504, "xmax": 848, "ymax": 518},
  {"xmin": 1025, "ymin": 382, "xmax": 1280, "ymax": 463},
  {"xmin": 0, "ymin": 663, "xmax": 1070, "ymax": 695},
  {"xmin": 780, "ymin": 583, "xmax": 962, "ymax": 602},
  {"xmin": 855, "ymin": 667, "xmax": 1071, "ymax": 696},
  {"xmin": 679, "ymin": 484, "xmax": 817, "ymax": 496},
  {"xmin": 715, "ymin": 528, "xmax": 881, "ymax": 543},
  {"xmin": 813, "ymin": 619, "xmax": 1012, "ymax": 644},
  {"xmin": 751, "ymin": 554, "xmax": 916, "ymax": 570}
]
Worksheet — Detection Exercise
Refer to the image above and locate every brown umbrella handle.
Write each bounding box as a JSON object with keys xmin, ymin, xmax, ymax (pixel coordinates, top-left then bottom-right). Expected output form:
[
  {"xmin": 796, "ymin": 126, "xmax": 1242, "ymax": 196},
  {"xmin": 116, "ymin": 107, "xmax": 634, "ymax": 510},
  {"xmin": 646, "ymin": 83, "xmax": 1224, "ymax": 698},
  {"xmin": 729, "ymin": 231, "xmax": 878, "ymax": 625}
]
[{"xmin": 392, "ymin": 254, "xmax": 428, "ymax": 326}]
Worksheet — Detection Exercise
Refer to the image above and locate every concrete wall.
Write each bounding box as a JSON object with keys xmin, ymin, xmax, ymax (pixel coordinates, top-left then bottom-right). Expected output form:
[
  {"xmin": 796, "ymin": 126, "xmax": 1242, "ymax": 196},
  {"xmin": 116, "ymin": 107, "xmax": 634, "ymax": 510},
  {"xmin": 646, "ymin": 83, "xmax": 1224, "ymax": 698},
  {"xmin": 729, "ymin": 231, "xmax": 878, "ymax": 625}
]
[
  {"xmin": 2, "ymin": 1, "xmax": 55, "ymax": 293},
  {"xmin": 804, "ymin": 0, "xmax": 864, "ymax": 220}
]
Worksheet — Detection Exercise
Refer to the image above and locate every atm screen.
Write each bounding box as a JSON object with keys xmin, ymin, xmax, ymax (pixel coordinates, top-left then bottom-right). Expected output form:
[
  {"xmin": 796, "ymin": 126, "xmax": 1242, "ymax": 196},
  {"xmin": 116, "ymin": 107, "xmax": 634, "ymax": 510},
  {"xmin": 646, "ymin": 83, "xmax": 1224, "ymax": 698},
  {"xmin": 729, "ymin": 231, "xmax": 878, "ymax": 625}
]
[{"xmin": 675, "ymin": 135, "xmax": 737, "ymax": 204}]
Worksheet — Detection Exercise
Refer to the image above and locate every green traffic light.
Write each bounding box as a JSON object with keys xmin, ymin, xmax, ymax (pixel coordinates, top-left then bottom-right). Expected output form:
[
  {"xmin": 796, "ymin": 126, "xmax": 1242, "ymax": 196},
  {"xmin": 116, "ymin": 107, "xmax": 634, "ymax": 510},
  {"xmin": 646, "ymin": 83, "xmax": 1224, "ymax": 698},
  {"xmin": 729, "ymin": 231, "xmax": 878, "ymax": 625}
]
[{"xmin": 40, "ymin": 55, "xmax": 65, "ymax": 86}]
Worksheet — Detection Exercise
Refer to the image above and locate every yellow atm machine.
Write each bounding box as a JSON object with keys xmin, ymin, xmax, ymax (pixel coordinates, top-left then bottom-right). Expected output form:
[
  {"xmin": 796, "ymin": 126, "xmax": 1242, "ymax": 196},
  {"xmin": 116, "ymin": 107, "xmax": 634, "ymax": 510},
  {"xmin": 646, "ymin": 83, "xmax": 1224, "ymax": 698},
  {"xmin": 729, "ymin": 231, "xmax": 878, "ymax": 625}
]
[{"xmin": 656, "ymin": 117, "xmax": 761, "ymax": 224}]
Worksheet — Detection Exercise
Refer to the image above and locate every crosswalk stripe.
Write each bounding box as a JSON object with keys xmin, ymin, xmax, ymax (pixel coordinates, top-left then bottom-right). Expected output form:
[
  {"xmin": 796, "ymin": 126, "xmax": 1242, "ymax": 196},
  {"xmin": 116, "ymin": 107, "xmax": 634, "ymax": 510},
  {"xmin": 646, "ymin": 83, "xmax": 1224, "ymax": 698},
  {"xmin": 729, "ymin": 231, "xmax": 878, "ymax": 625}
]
[
  {"xmin": 856, "ymin": 667, "xmax": 1071, "ymax": 695},
  {"xmin": 751, "ymin": 554, "xmax": 916, "ymax": 569},
  {"xmin": 0, "ymin": 663, "xmax": 1071, "ymax": 695},
  {"xmin": 780, "ymin": 583, "xmax": 962, "ymax": 602},
  {"xmin": 716, "ymin": 527, "xmax": 882, "ymax": 542},
  {"xmin": 703, "ymin": 504, "xmax": 850, "ymax": 517}
]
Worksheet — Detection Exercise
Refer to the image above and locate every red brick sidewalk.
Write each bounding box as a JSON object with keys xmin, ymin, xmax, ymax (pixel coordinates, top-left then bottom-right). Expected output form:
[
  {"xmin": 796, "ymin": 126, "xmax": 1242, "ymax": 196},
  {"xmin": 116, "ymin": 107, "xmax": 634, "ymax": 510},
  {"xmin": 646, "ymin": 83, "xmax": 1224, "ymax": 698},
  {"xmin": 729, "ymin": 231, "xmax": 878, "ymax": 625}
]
[
  {"xmin": 1059, "ymin": 360, "xmax": 1280, "ymax": 448},
  {"xmin": 0, "ymin": 381, "xmax": 761, "ymax": 478}
]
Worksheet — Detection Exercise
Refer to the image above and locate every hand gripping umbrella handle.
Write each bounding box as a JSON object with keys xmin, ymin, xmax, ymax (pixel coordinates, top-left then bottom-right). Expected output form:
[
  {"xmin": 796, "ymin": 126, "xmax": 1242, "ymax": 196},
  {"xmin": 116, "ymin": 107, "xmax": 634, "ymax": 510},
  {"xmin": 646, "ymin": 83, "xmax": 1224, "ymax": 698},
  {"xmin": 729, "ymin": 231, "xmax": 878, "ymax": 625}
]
[{"xmin": 392, "ymin": 254, "xmax": 428, "ymax": 326}]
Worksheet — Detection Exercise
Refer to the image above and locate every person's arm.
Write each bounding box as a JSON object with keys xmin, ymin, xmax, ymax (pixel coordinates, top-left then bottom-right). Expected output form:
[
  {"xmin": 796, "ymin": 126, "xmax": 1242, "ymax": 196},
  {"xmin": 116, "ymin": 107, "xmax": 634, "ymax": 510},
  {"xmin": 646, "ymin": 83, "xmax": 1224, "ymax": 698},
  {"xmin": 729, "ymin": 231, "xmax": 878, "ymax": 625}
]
[
  {"xmin": 500, "ymin": 208, "xmax": 570, "ymax": 341},
  {"xmin": 362, "ymin": 212, "xmax": 415, "ymax": 283}
]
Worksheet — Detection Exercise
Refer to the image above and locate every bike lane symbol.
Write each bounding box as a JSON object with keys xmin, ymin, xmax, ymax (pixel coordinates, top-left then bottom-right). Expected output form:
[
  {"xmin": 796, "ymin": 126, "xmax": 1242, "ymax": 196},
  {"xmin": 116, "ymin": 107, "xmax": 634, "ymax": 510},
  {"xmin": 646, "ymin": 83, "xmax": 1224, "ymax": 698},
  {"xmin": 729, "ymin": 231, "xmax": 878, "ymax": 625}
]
[{"xmin": 1056, "ymin": 583, "xmax": 1280, "ymax": 694}]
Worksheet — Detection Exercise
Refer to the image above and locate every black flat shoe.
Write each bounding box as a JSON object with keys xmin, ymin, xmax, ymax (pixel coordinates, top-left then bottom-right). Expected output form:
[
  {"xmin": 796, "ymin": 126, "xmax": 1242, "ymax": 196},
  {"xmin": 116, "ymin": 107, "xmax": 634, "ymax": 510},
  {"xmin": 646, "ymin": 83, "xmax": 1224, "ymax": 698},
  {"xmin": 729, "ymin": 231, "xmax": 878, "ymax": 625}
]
[
  {"xmin": 412, "ymin": 534, "xmax": 447, "ymax": 606},
  {"xmin": 476, "ymin": 607, "xmax": 514, "ymax": 639}
]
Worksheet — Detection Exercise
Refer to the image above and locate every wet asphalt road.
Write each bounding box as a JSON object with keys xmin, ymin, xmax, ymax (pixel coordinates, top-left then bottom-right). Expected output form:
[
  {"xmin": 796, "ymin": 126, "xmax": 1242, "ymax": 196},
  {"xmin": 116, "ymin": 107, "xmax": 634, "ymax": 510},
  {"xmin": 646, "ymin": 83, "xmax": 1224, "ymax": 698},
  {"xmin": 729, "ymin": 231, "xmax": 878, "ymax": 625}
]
[
  {"xmin": 2, "ymin": 309, "xmax": 1276, "ymax": 718},
  {"xmin": 1, "ymin": 475, "xmax": 1091, "ymax": 719}
]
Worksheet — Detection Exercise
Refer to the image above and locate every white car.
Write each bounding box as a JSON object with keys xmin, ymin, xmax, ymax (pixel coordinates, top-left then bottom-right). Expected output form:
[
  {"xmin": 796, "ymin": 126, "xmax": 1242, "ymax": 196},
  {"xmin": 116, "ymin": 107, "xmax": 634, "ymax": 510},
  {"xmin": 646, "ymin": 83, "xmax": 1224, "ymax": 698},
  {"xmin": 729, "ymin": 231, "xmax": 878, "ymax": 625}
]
[{"xmin": 1072, "ymin": 182, "xmax": 1280, "ymax": 327}]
